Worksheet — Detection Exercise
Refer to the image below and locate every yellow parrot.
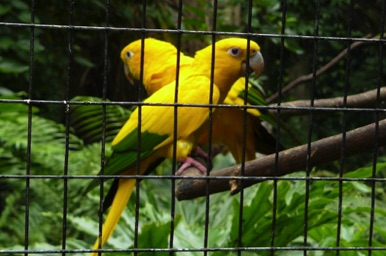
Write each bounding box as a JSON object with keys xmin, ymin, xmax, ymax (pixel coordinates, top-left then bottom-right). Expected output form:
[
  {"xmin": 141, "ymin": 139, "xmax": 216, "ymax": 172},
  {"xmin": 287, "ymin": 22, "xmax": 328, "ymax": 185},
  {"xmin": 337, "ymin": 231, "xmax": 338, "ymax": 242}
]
[
  {"xmin": 121, "ymin": 37, "xmax": 194, "ymax": 96},
  {"xmin": 89, "ymin": 38, "xmax": 264, "ymax": 255},
  {"xmin": 121, "ymin": 38, "xmax": 279, "ymax": 163}
]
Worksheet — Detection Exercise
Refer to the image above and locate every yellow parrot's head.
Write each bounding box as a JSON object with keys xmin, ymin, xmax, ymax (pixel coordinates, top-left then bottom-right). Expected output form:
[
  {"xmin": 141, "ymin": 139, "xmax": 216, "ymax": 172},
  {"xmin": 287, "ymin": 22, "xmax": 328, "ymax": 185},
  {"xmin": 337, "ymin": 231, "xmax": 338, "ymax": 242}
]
[
  {"xmin": 120, "ymin": 38, "xmax": 178, "ymax": 84},
  {"xmin": 194, "ymin": 37, "xmax": 264, "ymax": 96}
]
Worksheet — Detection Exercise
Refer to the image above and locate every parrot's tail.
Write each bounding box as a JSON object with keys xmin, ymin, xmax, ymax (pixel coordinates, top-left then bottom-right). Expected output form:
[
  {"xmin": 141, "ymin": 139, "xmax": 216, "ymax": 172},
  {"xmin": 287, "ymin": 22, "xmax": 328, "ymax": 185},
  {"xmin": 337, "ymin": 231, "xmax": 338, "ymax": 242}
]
[{"xmin": 91, "ymin": 178, "xmax": 136, "ymax": 256}]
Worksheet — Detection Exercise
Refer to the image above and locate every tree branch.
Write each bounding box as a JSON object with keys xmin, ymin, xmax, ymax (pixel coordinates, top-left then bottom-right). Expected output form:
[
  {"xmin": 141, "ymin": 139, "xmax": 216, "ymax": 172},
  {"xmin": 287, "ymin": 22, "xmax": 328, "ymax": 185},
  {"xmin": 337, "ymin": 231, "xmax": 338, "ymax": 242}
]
[
  {"xmin": 175, "ymin": 118, "xmax": 386, "ymax": 201},
  {"xmin": 268, "ymin": 87, "xmax": 386, "ymax": 116},
  {"xmin": 266, "ymin": 34, "xmax": 373, "ymax": 104}
]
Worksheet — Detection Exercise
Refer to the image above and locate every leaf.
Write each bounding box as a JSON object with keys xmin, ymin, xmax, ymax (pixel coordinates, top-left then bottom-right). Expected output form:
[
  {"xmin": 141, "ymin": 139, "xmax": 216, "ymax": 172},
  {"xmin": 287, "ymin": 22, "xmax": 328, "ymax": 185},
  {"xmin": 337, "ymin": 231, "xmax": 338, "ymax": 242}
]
[
  {"xmin": 74, "ymin": 55, "xmax": 95, "ymax": 68},
  {"xmin": 70, "ymin": 96, "xmax": 132, "ymax": 144},
  {"xmin": 137, "ymin": 221, "xmax": 171, "ymax": 256},
  {"xmin": 0, "ymin": 59, "xmax": 29, "ymax": 74},
  {"xmin": 68, "ymin": 215, "xmax": 100, "ymax": 236},
  {"xmin": 344, "ymin": 163, "xmax": 386, "ymax": 178},
  {"xmin": 0, "ymin": 36, "xmax": 14, "ymax": 50}
]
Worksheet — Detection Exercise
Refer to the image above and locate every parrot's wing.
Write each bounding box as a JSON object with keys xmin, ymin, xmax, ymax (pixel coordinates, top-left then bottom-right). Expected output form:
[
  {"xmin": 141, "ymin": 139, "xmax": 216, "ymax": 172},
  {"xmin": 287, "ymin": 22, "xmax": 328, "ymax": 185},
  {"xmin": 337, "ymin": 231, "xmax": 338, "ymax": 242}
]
[
  {"xmin": 242, "ymin": 80, "xmax": 301, "ymax": 147},
  {"xmin": 85, "ymin": 75, "xmax": 220, "ymax": 192},
  {"xmin": 106, "ymin": 129, "xmax": 169, "ymax": 175},
  {"xmin": 83, "ymin": 128, "xmax": 168, "ymax": 193}
]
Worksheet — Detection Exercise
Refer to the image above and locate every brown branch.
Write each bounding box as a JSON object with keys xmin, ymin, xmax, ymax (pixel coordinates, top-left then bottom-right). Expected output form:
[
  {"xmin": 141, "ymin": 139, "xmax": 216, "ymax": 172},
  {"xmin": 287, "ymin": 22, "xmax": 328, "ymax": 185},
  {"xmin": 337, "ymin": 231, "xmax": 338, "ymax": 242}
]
[
  {"xmin": 268, "ymin": 87, "xmax": 386, "ymax": 116},
  {"xmin": 266, "ymin": 34, "xmax": 373, "ymax": 104},
  {"xmin": 175, "ymin": 118, "xmax": 386, "ymax": 201}
]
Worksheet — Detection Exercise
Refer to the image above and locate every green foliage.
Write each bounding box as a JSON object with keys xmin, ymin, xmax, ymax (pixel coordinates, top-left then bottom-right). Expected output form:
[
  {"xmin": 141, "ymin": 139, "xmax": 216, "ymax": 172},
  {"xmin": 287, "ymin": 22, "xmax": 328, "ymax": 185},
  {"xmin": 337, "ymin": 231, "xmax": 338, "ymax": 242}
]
[
  {"xmin": 1, "ymin": 0, "xmax": 386, "ymax": 255},
  {"xmin": 68, "ymin": 164, "xmax": 386, "ymax": 255},
  {"xmin": 0, "ymin": 92, "xmax": 102, "ymax": 247},
  {"xmin": 1, "ymin": 90, "xmax": 386, "ymax": 254},
  {"xmin": 0, "ymin": 93, "xmax": 84, "ymax": 175},
  {"xmin": 70, "ymin": 96, "xmax": 132, "ymax": 144}
]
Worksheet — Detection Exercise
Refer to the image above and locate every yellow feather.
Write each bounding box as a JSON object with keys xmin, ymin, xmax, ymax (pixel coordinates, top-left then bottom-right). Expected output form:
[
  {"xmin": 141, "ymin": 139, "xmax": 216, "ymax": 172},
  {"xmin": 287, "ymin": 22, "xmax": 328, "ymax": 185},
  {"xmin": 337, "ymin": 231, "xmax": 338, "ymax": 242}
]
[
  {"xmin": 223, "ymin": 78, "xmax": 261, "ymax": 117},
  {"xmin": 90, "ymin": 148, "xmax": 168, "ymax": 254},
  {"xmin": 113, "ymin": 75, "xmax": 220, "ymax": 147},
  {"xmin": 120, "ymin": 38, "xmax": 268, "ymax": 163},
  {"xmin": 90, "ymin": 38, "xmax": 264, "ymax": 254},
  {"xmin": 91, "ymin": 178, "xmax": 136, "ymax": 256},
  {"xmin": 120, "ymin": 38, "xmax": 193, "ymax": 95}
]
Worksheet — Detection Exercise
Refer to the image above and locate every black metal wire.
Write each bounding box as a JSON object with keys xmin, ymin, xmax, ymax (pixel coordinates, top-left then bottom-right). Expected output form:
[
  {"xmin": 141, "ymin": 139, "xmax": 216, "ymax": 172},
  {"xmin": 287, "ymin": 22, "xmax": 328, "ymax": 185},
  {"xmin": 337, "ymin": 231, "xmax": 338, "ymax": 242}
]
[
  {"xmin": 237, "ymin": 1, "xmax": 254, "ymax": 255},
  {"xmin": 270, "ymin": 0, "xmax": 288, "ymax": 254},
  {"xmin": 336, "ymin": 1, "xmax": 354, "ymax": 254},
  {"xmin": 3, "ymin": 173, "xmax": 386, "ymax": 182},
  {"xmin": 61, "ymin": 1, "xmax": 75, "ymax": 254},
  {"xmin": 94, "ymin": 1, "xmax": 111, "ymax": 254},
  {"xmin": 133, "ymin": 1, "xmax": 147, "ymax": 254},
  {"xmin": 204, "ymin": 1, "xmax": 218, "ymax": 254},
  {"xmin": 169, "ymin": 0, "xmax": 184, "ymax": 254},
  {"xmin": 3, "ymin": 245, "xmax": 386, "ymax": 255},
  {"xmin": 1, "ymin": 98, "xmax": 385, "ymax": 115},
  {"xmin": 2, "ymin": 21, "xmax": 386, "ymax": 43},
  {"xmin": 24, "ymin": 1, "xmax": 36, "ymax": 255},
  {"xmin": 303, "ymin": 1, "xmax": 321, "ymax": 254},
  {"xmin": 1, "ymin": 2, "xmax": 385, "ymax": 256},
  {"xmin": 368, "ymin": 2, "xmax": 386, "ymax": 255},
  {"xmin": 2, "ymin": 98, "xmax": 386, "ymax": 113}
]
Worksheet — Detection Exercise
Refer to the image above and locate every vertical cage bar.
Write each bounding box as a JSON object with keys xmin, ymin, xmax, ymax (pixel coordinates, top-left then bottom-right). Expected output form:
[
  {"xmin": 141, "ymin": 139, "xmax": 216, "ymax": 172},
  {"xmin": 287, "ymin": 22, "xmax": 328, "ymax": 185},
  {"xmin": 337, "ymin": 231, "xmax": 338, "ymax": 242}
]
[
  {"xmin": 270, "ymin": 0, "xmax": 288, "ymax": 254},
  {"xmin": 169, "ymin": 0, "xmax": 184, "ymax": 254},
  {"xmin": 368, "ymin": 2, "xmax": 385, "ymax": 255},
  {"xmin": 303, "ymin": 1, "xmax": 320, "ymax": 255},
  {"xmin": 336, "ymin": 1, "xmax": 354, "ymax": 254},
  {"xmin": 95, "ymin": 0, "xmax": 111, "ymax": 254},
  {"xmin": 237, "ymin": 1, "xmax": 253, "ymax": 255},
  {"xmin": 24, "ymin": 1, "xmax": 35, "ymax": 255},
  {"xmin": 203, "ymin": 1, "xmax": 219, "ymax": 255},
  {"xmin": 61, "ymin": 1, "xmax": 75, "ymax": 254},
  {"xmin": 133, "ymin": 1, "xmax": 147, "ymax": 253}
]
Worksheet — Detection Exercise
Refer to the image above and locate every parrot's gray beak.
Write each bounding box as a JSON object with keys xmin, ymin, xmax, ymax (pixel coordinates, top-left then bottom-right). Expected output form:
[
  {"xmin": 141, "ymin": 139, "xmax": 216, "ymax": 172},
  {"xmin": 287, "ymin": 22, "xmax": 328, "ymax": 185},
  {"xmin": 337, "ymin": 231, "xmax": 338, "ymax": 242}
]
[
  {"xmin": 123, "ymin": 64, "xmax": 134, "ymax": 84},
  {"xmin": 248, "ymin": 51, "xmax": 264, "ymax": 77}
]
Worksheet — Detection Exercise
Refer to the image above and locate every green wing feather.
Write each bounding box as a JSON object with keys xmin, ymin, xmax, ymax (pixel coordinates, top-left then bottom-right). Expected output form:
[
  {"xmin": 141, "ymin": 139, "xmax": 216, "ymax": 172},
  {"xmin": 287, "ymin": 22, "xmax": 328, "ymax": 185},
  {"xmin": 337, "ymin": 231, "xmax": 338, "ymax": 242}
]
[
  {"xmin": 106, "ymin": 128, "xmax": 168, "ymax": 175},
  {"xmin": 239, "ymin": 84, "xmax": 278, "ymax": 125},
  {"xmin": 84, "ymin": 129, "xmax": 168, "ymax": 193},
  {"xmin": 241, "ymin": 82, "xmax": 300, "ymax": 146}
]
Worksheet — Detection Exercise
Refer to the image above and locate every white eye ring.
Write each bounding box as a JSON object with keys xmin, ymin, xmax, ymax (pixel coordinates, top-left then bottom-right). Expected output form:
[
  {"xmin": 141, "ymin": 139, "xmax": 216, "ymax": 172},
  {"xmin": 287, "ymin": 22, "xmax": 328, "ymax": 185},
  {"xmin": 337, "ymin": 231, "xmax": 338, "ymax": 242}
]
[
  {"xmin": 228, "ymin": 47, "xmax": 241, "ymax": 57},
  {"xmin": 125, "ymin": 51, "xmax": 134, "ymax": 59}
]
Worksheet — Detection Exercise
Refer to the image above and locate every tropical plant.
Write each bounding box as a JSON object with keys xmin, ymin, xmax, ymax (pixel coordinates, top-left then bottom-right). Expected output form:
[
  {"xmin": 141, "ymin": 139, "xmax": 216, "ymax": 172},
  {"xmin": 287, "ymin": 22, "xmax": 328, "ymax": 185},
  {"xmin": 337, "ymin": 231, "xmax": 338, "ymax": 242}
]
[{"xmin": 1, "ymin": 0, "xmax": 386, "ymax": 254}]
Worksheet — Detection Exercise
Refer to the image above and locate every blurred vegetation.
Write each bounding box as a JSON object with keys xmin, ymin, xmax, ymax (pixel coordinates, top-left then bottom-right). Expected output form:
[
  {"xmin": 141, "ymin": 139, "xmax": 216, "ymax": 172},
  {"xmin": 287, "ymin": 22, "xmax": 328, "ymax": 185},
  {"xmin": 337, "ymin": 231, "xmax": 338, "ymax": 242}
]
[{"xmin": 1, "ymin": 0, "xmax": 386, "ymax": 255}]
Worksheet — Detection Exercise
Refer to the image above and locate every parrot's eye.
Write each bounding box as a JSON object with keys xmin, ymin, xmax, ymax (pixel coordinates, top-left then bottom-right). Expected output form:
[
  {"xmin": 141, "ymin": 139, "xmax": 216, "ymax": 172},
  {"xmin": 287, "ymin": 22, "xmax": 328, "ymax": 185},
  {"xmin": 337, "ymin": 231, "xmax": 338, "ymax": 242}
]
[
  {"xmin": 228, "ymin": 47, "xmax": 241, "ymax": 57},
  {"xmin": 126, "ymin": 51, "xmax": 134, "ymax": 59}
]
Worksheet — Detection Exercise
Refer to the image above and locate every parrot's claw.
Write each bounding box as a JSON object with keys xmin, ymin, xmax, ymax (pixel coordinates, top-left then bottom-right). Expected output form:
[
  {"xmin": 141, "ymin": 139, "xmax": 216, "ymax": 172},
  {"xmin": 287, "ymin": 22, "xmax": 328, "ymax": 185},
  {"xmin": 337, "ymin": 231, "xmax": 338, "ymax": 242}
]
[{"xmin": 176, "ymin": 157, "xmax": 207, "ymax": 176}]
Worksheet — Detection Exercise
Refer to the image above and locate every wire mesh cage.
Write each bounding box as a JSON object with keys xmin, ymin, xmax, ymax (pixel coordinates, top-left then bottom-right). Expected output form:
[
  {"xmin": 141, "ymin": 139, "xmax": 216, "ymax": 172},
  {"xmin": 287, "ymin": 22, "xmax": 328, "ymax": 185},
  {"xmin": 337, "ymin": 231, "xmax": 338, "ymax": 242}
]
[{"xmin": 1, "ymin": 1, "xmax": 386, "ymax": 255}]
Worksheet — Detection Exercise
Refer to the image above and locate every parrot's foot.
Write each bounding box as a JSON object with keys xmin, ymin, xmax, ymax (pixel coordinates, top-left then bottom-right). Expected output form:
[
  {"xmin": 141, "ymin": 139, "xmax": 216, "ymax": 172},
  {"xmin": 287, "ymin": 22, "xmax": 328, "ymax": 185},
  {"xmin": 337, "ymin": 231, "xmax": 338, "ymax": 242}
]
[{"xmin": 176, "ymin": 157, "xmax": 207, "ymax": 176}]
